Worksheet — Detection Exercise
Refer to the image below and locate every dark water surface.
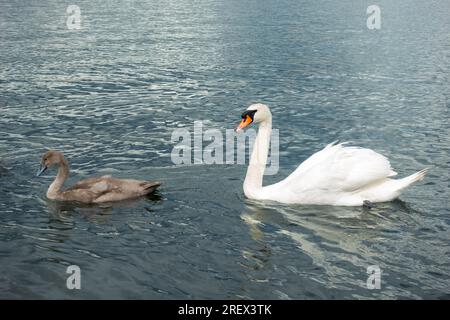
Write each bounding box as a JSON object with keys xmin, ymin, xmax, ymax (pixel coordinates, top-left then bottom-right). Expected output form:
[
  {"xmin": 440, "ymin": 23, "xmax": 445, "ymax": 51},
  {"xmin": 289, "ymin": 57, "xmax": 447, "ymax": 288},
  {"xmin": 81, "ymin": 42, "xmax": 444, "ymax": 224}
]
[{"xmin": 1, "ymin": 0, "xmax": 449, "ymax": 299}]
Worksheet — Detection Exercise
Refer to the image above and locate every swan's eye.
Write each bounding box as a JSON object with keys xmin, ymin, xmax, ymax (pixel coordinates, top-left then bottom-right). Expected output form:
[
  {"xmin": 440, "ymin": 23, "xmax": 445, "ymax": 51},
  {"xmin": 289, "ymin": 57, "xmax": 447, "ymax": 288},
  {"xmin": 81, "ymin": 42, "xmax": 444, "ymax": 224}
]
[{"xmin": 241, "ymin": 109, "xmax": 257, "ymax": 120}]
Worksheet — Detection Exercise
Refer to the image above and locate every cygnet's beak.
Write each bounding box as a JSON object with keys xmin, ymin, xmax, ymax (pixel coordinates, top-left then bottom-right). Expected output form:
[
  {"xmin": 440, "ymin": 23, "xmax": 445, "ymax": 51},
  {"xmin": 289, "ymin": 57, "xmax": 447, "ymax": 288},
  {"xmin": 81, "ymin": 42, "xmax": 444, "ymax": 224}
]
[{"xmin": 36, "ymin": 164, "xmax": 48, "ymax": 177}]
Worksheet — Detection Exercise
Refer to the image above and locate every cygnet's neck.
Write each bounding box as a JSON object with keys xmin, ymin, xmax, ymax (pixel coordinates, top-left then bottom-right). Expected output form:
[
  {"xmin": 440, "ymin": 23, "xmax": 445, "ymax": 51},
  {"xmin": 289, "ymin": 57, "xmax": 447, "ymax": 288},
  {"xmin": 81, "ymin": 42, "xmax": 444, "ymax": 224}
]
[{"xmin": 47, "ymin": 158, "xmax": 69, "ymax": 199}]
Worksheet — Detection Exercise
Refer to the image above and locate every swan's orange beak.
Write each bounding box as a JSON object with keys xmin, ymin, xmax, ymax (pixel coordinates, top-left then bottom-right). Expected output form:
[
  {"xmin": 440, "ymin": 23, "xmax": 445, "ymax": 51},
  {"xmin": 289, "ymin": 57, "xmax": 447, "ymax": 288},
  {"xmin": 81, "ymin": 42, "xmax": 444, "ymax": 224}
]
[{"xmin": 236, "ymin": 115, "xmax": 253, "ymax": 132}]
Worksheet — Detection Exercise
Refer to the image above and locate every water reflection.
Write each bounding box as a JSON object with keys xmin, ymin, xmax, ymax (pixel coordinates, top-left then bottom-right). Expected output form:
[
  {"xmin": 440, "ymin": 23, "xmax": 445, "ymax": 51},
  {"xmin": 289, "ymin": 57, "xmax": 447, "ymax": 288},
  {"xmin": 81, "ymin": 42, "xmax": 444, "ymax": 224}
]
[
  {"xmin": 0, "ymin": 165, "xmax": 8, "ymax": 178},
  {"xmin": 44, "ymin": 192, "xmax": 163, "ymax": 225},
  {"xmin": 239, "ymin": 198, "xmax": 423, "ymax": 295}
]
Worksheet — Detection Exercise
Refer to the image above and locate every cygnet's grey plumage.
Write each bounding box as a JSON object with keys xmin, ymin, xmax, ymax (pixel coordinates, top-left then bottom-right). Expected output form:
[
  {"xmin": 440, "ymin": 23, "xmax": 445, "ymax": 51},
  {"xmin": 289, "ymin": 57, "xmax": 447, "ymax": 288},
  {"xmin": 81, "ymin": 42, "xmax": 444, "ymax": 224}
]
[{"xmin": 37, "ymin": 150, "xmax": 160, "ymax": 203}]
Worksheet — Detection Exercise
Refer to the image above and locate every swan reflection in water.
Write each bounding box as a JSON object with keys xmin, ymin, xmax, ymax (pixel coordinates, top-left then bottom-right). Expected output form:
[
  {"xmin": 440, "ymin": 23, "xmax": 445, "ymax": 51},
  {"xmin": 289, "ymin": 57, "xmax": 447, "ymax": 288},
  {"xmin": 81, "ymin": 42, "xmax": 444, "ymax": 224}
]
[
  {"xmin": 44, "ymin": 192, "xmax": 163, "ymax": 226},
  {"xmin": 239, "ymin": 199, "xmax": 420, "ymax": 295}
]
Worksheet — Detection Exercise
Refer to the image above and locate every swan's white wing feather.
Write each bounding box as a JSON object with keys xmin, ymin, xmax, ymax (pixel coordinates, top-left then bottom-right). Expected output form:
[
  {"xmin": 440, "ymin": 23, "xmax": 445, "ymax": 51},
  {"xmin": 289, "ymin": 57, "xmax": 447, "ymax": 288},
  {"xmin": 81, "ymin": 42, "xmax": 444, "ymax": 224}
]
[
  {"xmin": 326, "ymin": 146, "xmax": 397, "ymax": 191},
  {"xmin": 281, "ymin": 140, "xmax": 341, "ymax": 184},
  {"xmin": 270, "ymin": 142, "xmax": 397, "ymax": 194}
]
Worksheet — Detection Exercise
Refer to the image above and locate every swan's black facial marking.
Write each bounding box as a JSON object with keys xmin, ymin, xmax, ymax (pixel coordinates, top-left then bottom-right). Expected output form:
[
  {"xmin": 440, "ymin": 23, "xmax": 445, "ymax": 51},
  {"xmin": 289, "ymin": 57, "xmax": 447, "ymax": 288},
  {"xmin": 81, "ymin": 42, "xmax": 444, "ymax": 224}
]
[
  {"xmin": 236, "ymin": 109, "xmax": 257, "ymax": 132},
  {"xmin": 241, "ymin": 109, "xmax": 257, "ymax": 121}
]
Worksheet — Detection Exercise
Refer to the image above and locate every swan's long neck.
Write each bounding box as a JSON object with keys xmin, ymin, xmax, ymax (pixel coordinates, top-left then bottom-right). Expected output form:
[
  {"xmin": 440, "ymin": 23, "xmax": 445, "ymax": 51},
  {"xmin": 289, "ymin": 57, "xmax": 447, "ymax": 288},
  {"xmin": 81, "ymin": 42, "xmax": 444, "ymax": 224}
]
[
  {"xmin": 243, "ymin": 118, "xmax": 272, "ymax": 199},
  {"xmin": 47, "ymin": 158, "xmax": 69, "ymax": 199}
]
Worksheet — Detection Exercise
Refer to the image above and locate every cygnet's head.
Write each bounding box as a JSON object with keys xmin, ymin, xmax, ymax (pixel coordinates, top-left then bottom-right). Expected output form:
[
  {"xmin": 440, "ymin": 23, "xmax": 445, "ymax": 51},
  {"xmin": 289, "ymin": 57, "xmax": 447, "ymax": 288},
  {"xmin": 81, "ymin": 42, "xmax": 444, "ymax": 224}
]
[{"xmin": 36, "ymin": 150, "xmax": 65, "ymax": 176}]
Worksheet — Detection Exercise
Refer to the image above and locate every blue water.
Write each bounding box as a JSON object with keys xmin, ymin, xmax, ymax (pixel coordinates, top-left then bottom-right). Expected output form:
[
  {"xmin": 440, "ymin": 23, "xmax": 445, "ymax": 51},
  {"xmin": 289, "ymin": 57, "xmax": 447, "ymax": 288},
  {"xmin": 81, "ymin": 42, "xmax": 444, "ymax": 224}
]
[{"xmin": 0, "ymin": 0, "xmax": 449, "ymax": 299}]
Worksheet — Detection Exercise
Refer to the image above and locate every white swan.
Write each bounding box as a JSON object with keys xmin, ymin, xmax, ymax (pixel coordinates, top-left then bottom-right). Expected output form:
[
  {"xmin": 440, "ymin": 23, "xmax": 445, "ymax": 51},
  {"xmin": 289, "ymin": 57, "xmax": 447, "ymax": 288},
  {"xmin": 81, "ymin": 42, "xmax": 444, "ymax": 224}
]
[{"xmin": 236, "ymin": 103, "xmax": 428, "ymax": 206}]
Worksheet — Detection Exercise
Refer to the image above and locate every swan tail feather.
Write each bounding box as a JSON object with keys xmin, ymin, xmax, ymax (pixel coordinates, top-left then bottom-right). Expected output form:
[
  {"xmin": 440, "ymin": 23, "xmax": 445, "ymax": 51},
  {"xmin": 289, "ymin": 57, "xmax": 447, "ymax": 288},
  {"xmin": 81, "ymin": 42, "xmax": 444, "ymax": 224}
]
[
  {"xmin": 326, "ymin": 140, "xmax": 340, "ymax": 148},
  {"xmin": 395, "ymin": 168, "xmax": 429, "ymax": 191},
  {"xmin": 140, "ymin": 181, "xmax": 161, "ymax": 194}
]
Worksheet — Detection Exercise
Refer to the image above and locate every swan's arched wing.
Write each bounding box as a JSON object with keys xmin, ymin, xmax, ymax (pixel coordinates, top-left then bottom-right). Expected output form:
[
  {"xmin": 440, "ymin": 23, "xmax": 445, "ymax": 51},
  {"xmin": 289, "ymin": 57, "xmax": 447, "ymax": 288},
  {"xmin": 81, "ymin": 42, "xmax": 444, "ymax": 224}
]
[
  {"xmin": 273, "ymin": 142, "xmax": 397, "ymax": 194},
  {"xmin": 281, "ymin": 141, "xmax": 342, "ymax": 184},
  {"xmin": 326, "ymin": 146, "xmax": 397, "ymax": 192}
]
